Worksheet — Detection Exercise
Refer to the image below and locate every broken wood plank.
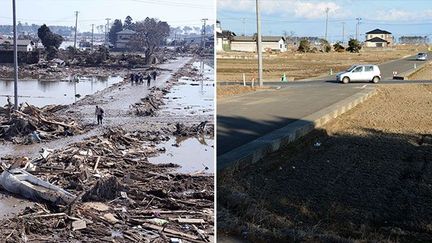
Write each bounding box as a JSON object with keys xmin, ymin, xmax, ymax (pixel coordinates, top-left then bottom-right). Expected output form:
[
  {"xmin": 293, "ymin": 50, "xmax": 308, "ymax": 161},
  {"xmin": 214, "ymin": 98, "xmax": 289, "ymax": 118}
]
[{"xmin": 141, "ymin": 222, "xmax": 200, "ymax": 240}]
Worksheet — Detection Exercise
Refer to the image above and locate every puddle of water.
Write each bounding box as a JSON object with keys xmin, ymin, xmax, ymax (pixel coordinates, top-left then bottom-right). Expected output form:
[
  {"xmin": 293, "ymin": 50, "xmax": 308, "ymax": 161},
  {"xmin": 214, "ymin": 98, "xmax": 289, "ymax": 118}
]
[
  {"xmin": 0, "ymin": 192, "xmax": 34, "ymax": 220},
  {"xmin": 0, "ymin": 76, "xmax": 123, "ymax": 107},
  {"xmin": 160, "ymin": 60, "xmax": 214, "ymax": 117},
  {"xmin": 148, "ymin": 136, "xmax": 214, "ymax": 174}
]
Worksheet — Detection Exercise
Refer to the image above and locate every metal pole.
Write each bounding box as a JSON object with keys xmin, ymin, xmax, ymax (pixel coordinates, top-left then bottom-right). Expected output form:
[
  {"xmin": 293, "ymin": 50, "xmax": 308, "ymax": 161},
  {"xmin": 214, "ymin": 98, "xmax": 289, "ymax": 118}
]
[
  {"xmin": 12, "ymin": 0, "xmax": 18, "ymax": 110},
  {"xmin": 74, "ymin": 11, "xmax": 79, "ymax": 49},
  {"xmin": 242, "ymin": 18, "xmax": 246, "ymax": 36},
  {"xmin": 91, "ymin": 24, "xmax": 94, "ymax": 50},
  {"xmin": 355, "ymin": 18, "xmax": 361, "ymax": 41},
  {"xmin": 256, "ymin": 0, "xmax": 263, "ymax": 86},
  {"xmin": 325, "ymin": 8, "xmax": 329, "ymax": 41},
  {"xmin": 105, "ymin": 18, "xmax": 111, "ymax": 46},
  {"xmin": 201, "ymin": 18, "xmax": 208, "ymax": 48},
  {"xmin": 342, "ymin": 22, "xmax": 345, "ymax": 44}
]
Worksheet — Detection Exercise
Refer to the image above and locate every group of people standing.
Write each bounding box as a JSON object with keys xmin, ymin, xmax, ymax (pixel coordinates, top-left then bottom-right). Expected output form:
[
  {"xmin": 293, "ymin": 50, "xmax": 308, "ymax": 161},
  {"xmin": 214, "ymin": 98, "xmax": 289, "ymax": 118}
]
[{"xmin": 129, "ymin": 70, "xmax": 158, "ymax": 86}]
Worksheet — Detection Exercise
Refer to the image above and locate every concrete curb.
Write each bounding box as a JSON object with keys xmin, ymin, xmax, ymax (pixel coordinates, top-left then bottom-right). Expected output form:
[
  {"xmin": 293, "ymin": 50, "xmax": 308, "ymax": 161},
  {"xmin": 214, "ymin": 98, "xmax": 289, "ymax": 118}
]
[
  {"xmin": 218, "ymin": 87, "xmax": 378, "ymax": 171},
  {"xmin": 395, "ymin": 60, "xmax": 432, "ymax": 80}
]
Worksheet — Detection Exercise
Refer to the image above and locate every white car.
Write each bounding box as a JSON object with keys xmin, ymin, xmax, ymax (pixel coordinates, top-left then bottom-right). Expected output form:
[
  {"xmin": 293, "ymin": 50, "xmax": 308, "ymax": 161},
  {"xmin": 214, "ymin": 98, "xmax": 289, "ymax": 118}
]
[
  {"xmin": 416, "ymin": 53, "xmax": 428, "ymax": 61},
  {"xmin": 336, "ymin": 64, "xmax": 381, "ymax": 84}
]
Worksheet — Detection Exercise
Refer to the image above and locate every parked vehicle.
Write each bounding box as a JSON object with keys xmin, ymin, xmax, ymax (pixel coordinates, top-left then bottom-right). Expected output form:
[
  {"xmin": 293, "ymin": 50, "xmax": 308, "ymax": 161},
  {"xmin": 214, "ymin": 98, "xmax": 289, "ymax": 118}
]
[
  {"xmin": 336, "ymin": 64, "xmax": 381, "ymax": 84},
  {"xmin": 416, "ymin": 53, "xmax": 428, "ymax": 61}
]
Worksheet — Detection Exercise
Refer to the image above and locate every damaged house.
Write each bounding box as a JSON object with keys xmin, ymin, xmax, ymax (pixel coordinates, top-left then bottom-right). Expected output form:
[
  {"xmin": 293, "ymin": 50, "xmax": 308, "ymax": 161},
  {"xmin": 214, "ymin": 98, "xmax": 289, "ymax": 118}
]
[{"xmin": 0, "ymin": 39, "xmax": 36, "ymax": 63}]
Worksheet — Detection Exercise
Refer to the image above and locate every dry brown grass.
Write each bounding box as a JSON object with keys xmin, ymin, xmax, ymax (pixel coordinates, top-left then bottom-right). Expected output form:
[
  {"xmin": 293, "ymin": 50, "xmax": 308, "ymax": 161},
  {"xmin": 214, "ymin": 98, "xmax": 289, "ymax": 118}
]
[
  {"xmin": 217, "ymin": 45, "xmax": 429, "ymax": 82},
  {"xmin": 217, "ymin": 85, "xmax": 272, "ymax": 98}
]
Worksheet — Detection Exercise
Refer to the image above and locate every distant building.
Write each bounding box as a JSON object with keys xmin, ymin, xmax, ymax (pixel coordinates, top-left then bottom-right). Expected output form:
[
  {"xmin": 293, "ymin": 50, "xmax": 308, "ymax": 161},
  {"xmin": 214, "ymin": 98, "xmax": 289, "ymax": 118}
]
[
  {"xmin": 0, "ymin": 39, "xmax": 35, "ymax": 52},
  {"xmin": 216, "ymin": 21, "xmax": 236, "ymax": 52},
  {"xmin": 217, "ymin": 30, "xmax": 236, "ymax": 52},
  {"xmin": 115, "ymin": 29, "xmax": 136, "ymax": 49},
  {"xmin": 230, "ymin": 36, "xmax": 287, "ymax": 52},
  {"xmin": 365, "ymin": 29, "xmax": 393, "ymax": 47}
]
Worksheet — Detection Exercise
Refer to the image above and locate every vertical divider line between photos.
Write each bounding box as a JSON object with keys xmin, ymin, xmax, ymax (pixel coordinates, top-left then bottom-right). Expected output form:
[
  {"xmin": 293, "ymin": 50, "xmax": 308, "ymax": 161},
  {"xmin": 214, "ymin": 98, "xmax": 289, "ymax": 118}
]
[{"xmin": 213, "ymin": 0, "xmax": 218, "ymax": 240}]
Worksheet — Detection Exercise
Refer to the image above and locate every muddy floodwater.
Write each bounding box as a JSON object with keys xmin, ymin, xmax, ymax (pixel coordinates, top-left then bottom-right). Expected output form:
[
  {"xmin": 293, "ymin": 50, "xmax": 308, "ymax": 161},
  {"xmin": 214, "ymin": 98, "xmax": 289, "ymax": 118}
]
[
  {"xmin": 160, "ymin": 61, "xmax": 214, "ymax": 118},
  {"xmin": 0, "ymin": 76, "xmax": 123, "ymax": 107},
  {"xmin": 0, "ymin": 193, "xmax": 34, "ymax": 220},
  {"xmin": 149, "ymin": 136, "xmax": 214, "ymax": 174},
  {"xmin": 151, "ymin": 60, "xmax": 214, "ymax": 173}
]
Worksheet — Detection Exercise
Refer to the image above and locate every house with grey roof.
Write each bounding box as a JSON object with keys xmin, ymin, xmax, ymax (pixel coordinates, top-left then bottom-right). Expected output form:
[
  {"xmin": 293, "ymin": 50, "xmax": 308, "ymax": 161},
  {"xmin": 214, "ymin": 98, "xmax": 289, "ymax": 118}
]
[
  {"xmin": 0, "ymin": 39, "xmax": 35, "ymax": 52},
  {"xmin": 365, "ymin": 29, "xmax": 394, "ymax": 47},
  {"xmin": 230, "ymin": 36, "xmax": 287, "ymax": 52}
]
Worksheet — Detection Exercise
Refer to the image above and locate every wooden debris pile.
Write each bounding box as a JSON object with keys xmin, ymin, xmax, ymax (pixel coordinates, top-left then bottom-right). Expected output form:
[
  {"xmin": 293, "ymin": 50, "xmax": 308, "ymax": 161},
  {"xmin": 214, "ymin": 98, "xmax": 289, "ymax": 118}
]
[
  {"xmin": 132, "ymin": 87, "xmax": 169, "ymax": 116},
  {"xmin": 0, "ymin": 127, "xmax": 214, "ymax": 242},
  {"xmin": 0, "ymin": 103, "xmax": 86, "ymax": 144},
  {"xmin": 171, "ymin": 122, "xmax": 214, "ymax": 137}
]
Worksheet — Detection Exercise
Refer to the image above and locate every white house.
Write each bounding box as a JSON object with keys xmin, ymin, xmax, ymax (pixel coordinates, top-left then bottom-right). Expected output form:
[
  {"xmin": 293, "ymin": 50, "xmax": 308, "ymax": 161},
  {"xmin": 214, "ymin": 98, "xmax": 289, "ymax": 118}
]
[
  {"xmin": 115, "ymin": 29, "xmax": 136, "ymax": 49},
  {"xmin": 365, "ymin": 29, "xmax": 393, "ymax": 48},
  {"xmin": 230, "ymin": 36, "xmax": 287, "ymax": 52}
]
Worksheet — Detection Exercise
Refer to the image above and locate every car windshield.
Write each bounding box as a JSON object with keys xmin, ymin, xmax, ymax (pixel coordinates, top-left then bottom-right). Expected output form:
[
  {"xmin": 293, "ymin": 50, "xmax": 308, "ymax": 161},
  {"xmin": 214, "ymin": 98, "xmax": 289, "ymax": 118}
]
[
  {"xmin": 418, "ymin": 53, "xmax": 426, "ymax": 56},
  {"xmin": 347, "ymin": 65, "xmax": 358, "ymax": 72}
]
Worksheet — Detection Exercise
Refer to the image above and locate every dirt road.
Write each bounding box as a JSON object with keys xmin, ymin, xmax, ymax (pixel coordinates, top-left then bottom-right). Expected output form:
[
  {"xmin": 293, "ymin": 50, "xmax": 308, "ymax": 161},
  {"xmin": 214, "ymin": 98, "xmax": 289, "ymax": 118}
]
[{"xmin": 219, "ymin": 84, "xmax": 432, "ymax": 242}]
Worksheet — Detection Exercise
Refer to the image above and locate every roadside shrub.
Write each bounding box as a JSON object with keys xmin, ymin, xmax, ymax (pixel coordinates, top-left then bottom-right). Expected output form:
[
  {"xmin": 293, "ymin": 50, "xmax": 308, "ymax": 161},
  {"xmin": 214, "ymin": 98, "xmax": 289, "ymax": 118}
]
[
  {"xmin": 347, "ymin": 39, "xmax": 362, "ymax": 53},
  {"xmin": 320, "ymin": 39, "xmax": 331, "ymax": 53},
  {"xmin": 298, "ymin": 39, "xmax": 310, "ymax": 53},
  {"xmin": 333, "ymin": 42, "xmax": 345, "ymax": 52}
]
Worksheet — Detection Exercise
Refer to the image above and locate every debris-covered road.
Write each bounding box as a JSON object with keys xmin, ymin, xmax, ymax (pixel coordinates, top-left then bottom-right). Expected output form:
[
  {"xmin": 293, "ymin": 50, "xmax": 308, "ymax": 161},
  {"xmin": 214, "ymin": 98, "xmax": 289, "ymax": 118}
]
[{"xmin": 0, "ymin": 54, "xmax": 215, "ymax": 242}]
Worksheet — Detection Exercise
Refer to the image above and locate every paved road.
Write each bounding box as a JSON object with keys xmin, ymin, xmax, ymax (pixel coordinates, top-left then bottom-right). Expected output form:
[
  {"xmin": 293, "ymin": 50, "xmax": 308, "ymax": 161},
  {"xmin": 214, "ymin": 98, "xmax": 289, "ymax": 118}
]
[
  {"xmin": 218, "ymin": 66, "xmax": 432, "ymax": 157},
  {"xmin": 309, "ymin": 52, "xmax": 432, "ymax": 81},
  {"xmin": 218, "ymin": 52, "xmax": 432, "ymax": 86}
]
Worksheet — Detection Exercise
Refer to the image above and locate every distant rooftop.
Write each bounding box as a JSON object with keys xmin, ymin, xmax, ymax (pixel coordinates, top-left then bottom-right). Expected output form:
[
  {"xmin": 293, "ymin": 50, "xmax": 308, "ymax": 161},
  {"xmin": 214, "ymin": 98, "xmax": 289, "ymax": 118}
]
[
  {"xmin": 365, "ymin": 37, "xmax": 388, "ymax": 43},
  {"xmin": 117, "ymin": 29, "xmax": 136, "ymax": 35},
  {"xmin": 366, "ymin": 29, "xmax": 392, "ymax": 35}
]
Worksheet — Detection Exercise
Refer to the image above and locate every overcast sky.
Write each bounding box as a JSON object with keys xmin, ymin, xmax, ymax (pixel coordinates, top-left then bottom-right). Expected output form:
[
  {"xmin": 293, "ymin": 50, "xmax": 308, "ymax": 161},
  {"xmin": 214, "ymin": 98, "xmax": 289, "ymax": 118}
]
[
  {"xmin": 218, "ymin": 0, "xmax": 432, "ymax": 42},
  {"xmin": 0, "ymin": 0, "xmax": 215, "ymax": 32}
]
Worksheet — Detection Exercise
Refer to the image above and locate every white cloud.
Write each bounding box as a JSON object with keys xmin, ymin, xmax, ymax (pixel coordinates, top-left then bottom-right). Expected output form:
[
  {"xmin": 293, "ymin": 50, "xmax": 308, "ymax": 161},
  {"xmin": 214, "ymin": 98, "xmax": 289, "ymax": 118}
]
[
  {"xmin": 293, "ymin": 1, "xmax": 341, "ymax": 19},
  {"xmin": 373, "ymin": 9, "xmax": 413, "ymax": 21},
  {"xmin": 218, "ymin": 0, "xmax": 344, "ymax": 18},
  {"xmin": 370, "ymin": 9, "xmax": 432, "ymax": 21}
]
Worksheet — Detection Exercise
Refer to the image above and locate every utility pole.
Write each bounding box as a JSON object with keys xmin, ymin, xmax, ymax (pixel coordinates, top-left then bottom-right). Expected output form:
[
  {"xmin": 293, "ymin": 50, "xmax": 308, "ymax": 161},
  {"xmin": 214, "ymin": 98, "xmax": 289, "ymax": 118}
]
[
  {"xmin": 12, "ymin": 0, "xmax": 18, "ymax": 110},
  {"xmin": 242, "ymin": 18, "xmax": 246, "ymax": 36},
  {"xmin": 91, "ymin": 24, "xmax": 94, "ymax": 50},
  {"xmin": 105, "ymin": 18, "xmax": 111, "ymax": 46},
  {"xmin": 342, "ymin": 22, "xmax": 345, "ymax": 44},
  {"xmin": 325, "ymin": 8, "xmax": 330, "ymax": 41},
  {"xmin": 356, "ymin": 17, "xmax": 362, "ymax": 41},
  {"xmin": 201, "ymin": 18, "xmax": 208, "ymax": 48},
  {"xmin": 256, "ymin": 0, "xmax": 263, "ymax": 86},
  {"xmin": 74, "ymin": 11, "xmax": 79, "ymax": 49}
]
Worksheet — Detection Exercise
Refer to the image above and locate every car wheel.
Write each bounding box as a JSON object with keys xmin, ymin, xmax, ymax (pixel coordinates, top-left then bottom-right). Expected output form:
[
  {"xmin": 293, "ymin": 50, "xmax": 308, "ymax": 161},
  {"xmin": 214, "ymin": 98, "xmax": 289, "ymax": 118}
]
[
  {"xmin": 342, "ymin": 77, "xmax": 350, "ymax": 84},
  {"xmin": 371, "ymin": 76, "xmax": 380, "ymax": 83}
]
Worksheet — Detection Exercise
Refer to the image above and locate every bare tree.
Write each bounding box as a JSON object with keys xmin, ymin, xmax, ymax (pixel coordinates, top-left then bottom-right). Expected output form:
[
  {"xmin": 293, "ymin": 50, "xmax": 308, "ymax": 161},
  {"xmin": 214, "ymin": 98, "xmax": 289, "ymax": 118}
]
[{"xmin": 130, "ymin": 18, "xmax": 170, "ymax": 64}]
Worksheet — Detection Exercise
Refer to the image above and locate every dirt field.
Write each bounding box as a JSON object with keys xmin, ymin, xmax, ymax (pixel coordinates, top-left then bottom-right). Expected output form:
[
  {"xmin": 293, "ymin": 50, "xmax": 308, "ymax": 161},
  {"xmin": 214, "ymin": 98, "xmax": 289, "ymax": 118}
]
[
  {"xmin": 217, "ymin": 45, "xmax": 428, "ymax": 82},
  {"xmin": 409, "ymin": 62, "xmax": 432, "ymax": 80},
  {"xmin": 218, "ymin": 84, "xmax": 432, "ymax": 242}
]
